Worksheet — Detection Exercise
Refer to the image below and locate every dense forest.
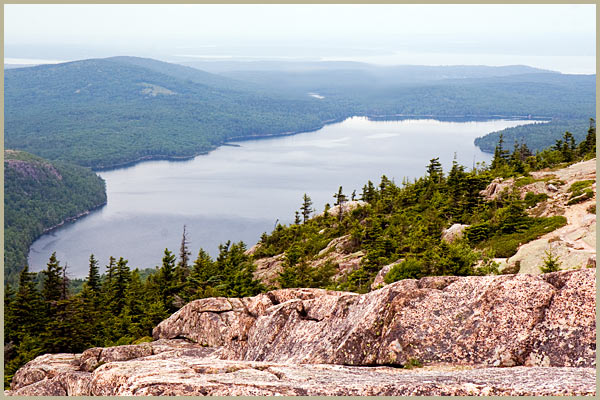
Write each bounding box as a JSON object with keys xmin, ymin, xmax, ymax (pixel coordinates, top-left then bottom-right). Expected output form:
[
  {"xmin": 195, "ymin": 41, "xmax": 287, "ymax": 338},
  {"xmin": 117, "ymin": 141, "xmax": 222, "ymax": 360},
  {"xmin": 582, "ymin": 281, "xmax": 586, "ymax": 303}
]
[
  {"xmin": 5, "ymin": 57, "xmax": 595, "ymax": 169},
  {"xmin": 3, "ymin": 151, "xmax": 107, "ymax": 285},
  {"xmin": 475, "ymin": 119, "xmax": 592, "ymax": 153},
  {"xmin": 4, "ymin": 126, "xmax": 595, "ymax": 388}
]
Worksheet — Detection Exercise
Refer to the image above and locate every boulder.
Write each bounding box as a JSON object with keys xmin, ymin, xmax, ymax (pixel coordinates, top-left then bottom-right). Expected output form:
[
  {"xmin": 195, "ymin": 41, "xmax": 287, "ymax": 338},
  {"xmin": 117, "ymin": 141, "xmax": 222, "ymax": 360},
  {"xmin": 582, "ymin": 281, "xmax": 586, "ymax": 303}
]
[
  {"xmin": 371, "ymin": 259, "xmax": 403, "ymax": 290},
  {"xmin": 441, "ymin": 224, "xmax": 470, "ymax": 243},
  {"xmin": 525, "ymin": 268, "xmax": 596, "ymax": 367},
  {"xmin": 9, "ymin": 269, "xmax": 597, "ymax": 396}
]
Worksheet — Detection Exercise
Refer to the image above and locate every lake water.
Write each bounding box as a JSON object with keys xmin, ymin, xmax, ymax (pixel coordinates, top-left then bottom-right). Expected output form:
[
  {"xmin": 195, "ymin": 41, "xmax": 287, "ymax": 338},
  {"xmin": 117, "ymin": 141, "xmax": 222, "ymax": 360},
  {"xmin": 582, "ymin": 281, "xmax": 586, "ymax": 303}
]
[{"xmin": 28, "ymin": 117, "xmax": 542, "ymax": 277}]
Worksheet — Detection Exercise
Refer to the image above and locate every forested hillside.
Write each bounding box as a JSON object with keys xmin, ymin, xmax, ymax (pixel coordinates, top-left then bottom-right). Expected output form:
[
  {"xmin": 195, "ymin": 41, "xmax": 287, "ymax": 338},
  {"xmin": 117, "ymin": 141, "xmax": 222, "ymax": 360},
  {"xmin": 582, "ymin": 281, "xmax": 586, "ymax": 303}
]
[
  {"xmin": 4, "ymin": 58, "xmax": 343, "ymax": 168},
  {"xmin": 4, "ymin": 129, "xmax": 595, "ymax": 387},
  {"xmin": 5, "ymin": 57, "xmax": 595, "ymax": 169},
  {"xmin": 3, "ymin": 151, "xmax": 107, "ymax": 284}
]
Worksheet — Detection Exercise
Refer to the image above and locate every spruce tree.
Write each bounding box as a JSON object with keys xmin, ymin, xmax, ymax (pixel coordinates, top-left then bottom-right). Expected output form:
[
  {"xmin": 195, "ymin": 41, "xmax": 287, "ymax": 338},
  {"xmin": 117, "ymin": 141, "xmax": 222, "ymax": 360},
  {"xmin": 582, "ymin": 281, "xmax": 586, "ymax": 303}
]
[
  {"xmin": 7, "ymin": 266, "xmax": 44, "ymax": 343},
  {"xmin": 86, "ymin": 254, "xmax": 101, "ymax": 293},
  {"xmin": 110, "ymin": 257, "xmax": 131, "ymax": 314},
  {"xmin": 176, "ymin": 226, "xmax": 192, "ymax": 285},
  {"xmin": 42, "ymin": 252, "xmax": 63, "ymax": 305},
  {"xmin": 300, "ymin": 193, "xmax": 313, "ymax": 223},
  {"xmin": 159, "ymin": 249, "xmax": 177, "ymax": 312},
  {"xmin": 491, "ymin": 134, "xmax": 509, "ymax": 170}
]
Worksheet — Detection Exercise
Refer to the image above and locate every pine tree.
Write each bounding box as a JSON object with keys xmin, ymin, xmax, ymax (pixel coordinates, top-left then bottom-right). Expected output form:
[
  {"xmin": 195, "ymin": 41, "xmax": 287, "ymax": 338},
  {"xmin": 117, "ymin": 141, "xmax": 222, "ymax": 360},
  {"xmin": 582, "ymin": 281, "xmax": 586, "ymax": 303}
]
[
  {"xmin": 491, "ymin": 134, "xmax": 510, "ymax": 170},
  {"xmin": 6, "ymin": 266, "xmax": 44, "ymax": 343},
  {"xmin": 361, "ymin": 180, "xmax": 377, "ymax": 202},
  {"xmin": 86, "ymin": 254, "xmax": 101, "ymax": 293},
  {"xmin": 300, "ymin": 193, "xmax": 313, "ymax": 223},
  {"xmin": 104, "ymin": 256, "xmax": 117, "ymax": 293},
  {"xmin": 159, "ymin": 249, "xmax": 177, "ymax": 312},
  {"xmin": 426, "ymin": 158, "xmax": 443, "ymax": 183},
  {"xmin": 186, "ymin": 248, "xmax": 216, "ymax": 300},
  {"xmin": 577, "ymin": 118, "xmax": 596, "ymax": 158},
  {"xmin": 540, "ymin": 249, "xmax": 562, "ymax": 273},
  {"xmin": 123, "ymin": 269, "xmax": 148, "ymax": 339},
  {"xmin": 294, "ymin": 211, "xmax": 301, "ymax": 225},
  {"xmin": 333, "ymin": 186, "xmax": 347, "ymax": 221},
  {"xmin": 175, "ymin": 225, "xmax": 191, "ymax": 284},
  {"xmin": 110, "ymin": 257, "xmax": 131, "ymax": 314},
  {"xmin": 42, "ymin": 252, "xmax": 63, "ymax": 305},
  {"xmin": 333, "ymin": 186, "xmax": 347, "ymax": 206}
]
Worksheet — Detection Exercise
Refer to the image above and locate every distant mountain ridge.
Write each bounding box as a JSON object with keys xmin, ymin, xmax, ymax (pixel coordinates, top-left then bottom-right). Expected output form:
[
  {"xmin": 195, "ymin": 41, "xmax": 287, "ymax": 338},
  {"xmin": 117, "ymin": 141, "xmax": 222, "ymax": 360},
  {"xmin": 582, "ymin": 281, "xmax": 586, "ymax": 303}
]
[{"xmin": 5, "ymin": 56, "xmax": 595, "ymax": 168}]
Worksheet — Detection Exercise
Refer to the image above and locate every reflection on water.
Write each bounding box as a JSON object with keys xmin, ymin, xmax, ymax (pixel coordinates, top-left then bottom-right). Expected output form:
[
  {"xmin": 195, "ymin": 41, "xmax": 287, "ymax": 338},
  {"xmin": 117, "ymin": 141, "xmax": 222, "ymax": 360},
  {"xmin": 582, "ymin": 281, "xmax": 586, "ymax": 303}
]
[{"xmin": 28, "ymin": 117, "xmax": 542, "ymax": 276}]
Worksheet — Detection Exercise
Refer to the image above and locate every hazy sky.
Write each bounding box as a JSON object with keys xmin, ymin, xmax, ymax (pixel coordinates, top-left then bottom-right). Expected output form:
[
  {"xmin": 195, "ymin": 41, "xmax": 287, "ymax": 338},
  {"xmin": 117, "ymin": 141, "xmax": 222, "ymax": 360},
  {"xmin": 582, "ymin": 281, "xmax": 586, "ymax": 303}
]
[{"xmin": 4, "ymin": 4, "xmax": 596, "ymax": 73}]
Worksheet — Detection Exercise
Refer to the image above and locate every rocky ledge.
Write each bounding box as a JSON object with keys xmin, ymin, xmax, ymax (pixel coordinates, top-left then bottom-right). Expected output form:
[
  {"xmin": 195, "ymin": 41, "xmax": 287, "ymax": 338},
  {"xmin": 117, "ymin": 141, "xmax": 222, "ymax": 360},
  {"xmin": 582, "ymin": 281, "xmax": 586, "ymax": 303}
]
[{"xmin": 8, "ymin": 268, "xmax": 596, "ymax": 396}]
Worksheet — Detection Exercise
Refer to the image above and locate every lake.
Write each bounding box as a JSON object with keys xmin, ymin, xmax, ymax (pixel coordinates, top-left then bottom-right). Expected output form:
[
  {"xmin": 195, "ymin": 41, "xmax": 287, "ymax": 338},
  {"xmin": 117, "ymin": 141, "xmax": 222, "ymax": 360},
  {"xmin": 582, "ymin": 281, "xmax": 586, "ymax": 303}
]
[{"xmin": 28, "ymin": 117, "xmax": 542, "ymax": 277}]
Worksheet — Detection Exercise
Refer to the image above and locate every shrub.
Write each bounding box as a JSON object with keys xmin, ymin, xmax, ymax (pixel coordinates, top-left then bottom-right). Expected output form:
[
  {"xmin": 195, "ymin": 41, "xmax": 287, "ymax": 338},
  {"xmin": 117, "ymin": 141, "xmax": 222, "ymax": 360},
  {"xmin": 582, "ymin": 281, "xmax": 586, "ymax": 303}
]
[
  {"xmin": 540, "ymin": 250, "xmax": 562, "ymax": 273},
  {"xmin": 567, "ymin": 188, "xmax": 594, "ymax": 205},
  {"xmin": 524, "ymin": 192, "xmax": 548, "ymax": 208},
  {"xmin": 465, "ymin": 222, "xmax": 491, "ymax": 244},
  {"xmin": 384, "ymin": 258, "xmax": 426, "ymax": 283},
  {"xmin": 480, "ymin": 216, "xmax": 567, "ymax": 258}
]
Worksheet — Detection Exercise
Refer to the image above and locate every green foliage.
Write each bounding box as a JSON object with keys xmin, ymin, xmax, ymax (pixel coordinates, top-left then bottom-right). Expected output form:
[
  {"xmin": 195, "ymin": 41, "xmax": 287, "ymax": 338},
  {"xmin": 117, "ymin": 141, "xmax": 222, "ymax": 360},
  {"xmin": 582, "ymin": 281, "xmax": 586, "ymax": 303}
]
[
  {"xmin": 6, "ymin": 58, "xmax": 595, "ymax": 170},
  {"xmin": 5, "ymin": 58, "xmax": 344, "ymax": 169},
  {"xmin": 523, "ymin": 192, "xmax": 549, "ymax": 209},
  {"xmin": 567, "ymin": 180, "xmax": 595, "ymax": 205},
  {"xmin": 475, "ymin": 119, "xmax": 593, "ymax": 154},
  {"xmin": 384, "ymin": 259, "xmax": 426, "ymax": 283},
  {"xmin": 476, "ymin": 216, "xmax": 567, "ymax": 258},
  {"xmin": 4, "ymin": 150, "xmax": 106, "ymax": 285},
  {"xmin": 540, "ymin": 250, "xmax": 562, "ymax": 273}
]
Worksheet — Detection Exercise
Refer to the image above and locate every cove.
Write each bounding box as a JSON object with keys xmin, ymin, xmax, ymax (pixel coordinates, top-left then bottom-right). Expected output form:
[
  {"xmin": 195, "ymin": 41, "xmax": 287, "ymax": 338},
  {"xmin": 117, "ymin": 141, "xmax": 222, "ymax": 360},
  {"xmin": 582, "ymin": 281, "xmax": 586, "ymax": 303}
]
[{"xmin": 28, "ymin": 117, "xmax": 542, "ymax": 277}]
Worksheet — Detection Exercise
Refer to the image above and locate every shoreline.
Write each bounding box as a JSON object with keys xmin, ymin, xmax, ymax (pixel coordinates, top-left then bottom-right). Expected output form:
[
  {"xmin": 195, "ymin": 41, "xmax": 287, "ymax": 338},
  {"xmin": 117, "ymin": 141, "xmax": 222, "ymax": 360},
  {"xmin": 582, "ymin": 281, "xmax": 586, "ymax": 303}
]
[
  {"xmin": 91, "ymin": 114, "xmax": 549, "ymax": 172},
  {"xmin": 27, "ymin": 201, "xmax": 108, "ymax": 269},
  {"xmin": 40, "ymin": 201, "xmax": 108, "ymax": 235}
]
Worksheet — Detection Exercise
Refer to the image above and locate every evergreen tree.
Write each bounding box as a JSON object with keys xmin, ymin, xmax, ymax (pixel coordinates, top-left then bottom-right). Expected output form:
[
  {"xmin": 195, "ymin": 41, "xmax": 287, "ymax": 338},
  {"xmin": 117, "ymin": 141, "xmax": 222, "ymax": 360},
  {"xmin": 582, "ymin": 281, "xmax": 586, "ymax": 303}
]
[
  {"xmin": 60, "ymin": 263, "xmax": 70, "ymax": 301},
  {"xmin": 426, "ymin": 157, "xmax": 443, "ymax": 183},
  {"xmin": 540, "ymin": 249, "xmax": 562, "ymax": 273},
  {"xmin": 104, "ymin": 256, "xmax": 117, "ymax": 292},
  {"xmin": 186, "ymin": 248, "xmax": 217, "ymax": 300},
  {"xmin": 42, "ymin": 252, "xmax": 63, "ymax": 305},
  {"xmin": 294, "ymin": 211, "xmax": 301, "ymax": 225},
  {"xmin": 122, "ymin": 270, "xmax": 149, "ymax": 338},
  {"xmin": 86, "ymin": 254, "xmax": 101, "ymax": 293},
  {"xmin": 6, "ymin": 266, "xmax": 44, "ymax": 343},
  {"xmin": 491, "ymin": 134, "xmax": 510, "ymax": 170},
  {"xmin": 333, "ymin": 186, "xmax": 347, "ymax": 206},
  {"xmin": 300, "ymin": 193, "xmax": 313, "ymax": 223},
  {"xmin": 42, "ymin": 297, "xmax": 88, "ymax": 354},
  {"xmin": 158, "ymin": 249, "xmax": 177, "ymax": 312},
  {"xmin": 175, "ymin": 225, "xmax": 191, "ymax": 284},
  {"xmin": 110, "ymin": 257, "xmax": 131, "ymax": 314},
  {"xmin": 333, "ymin": 186, "xmax": 347, "ymax": 220},
  {"xmin": 577, "ymin": 118, "xmax": 596, "ymax": 158}
]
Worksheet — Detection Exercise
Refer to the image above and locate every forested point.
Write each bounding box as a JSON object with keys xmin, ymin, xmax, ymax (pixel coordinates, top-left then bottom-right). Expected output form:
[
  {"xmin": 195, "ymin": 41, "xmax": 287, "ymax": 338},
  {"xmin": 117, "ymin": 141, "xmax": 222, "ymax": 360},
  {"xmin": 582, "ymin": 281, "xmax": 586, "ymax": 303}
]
[
  {"xmin": 4, "ymin": 122, "xmax": 596, "ymax": 388},
  {"xmin": 3, "ymin": 150, "xmax": 107, "ymax": 285}
]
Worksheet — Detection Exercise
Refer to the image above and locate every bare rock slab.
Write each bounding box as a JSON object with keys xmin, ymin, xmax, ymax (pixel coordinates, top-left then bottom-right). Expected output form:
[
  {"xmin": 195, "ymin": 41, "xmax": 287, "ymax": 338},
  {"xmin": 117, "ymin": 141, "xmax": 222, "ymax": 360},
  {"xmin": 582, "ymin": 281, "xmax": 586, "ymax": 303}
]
[{"xmin": 8, "ymin": 352, "xmax": 596, "ymax": 396}]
